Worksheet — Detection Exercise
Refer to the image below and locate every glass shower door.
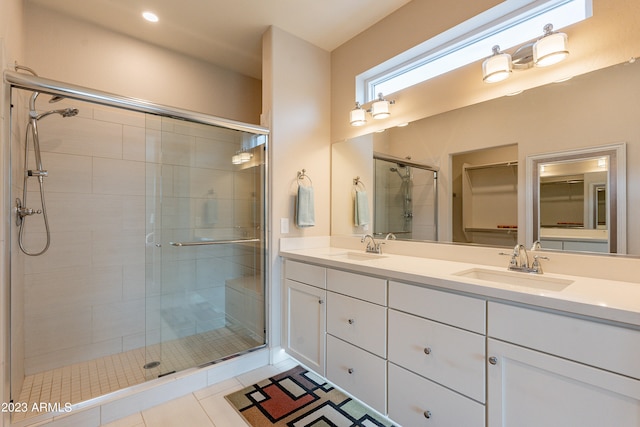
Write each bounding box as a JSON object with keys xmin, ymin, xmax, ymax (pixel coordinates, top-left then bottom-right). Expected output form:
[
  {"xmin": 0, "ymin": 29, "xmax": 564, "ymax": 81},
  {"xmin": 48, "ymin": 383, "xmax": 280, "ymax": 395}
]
[{"xmin": 144, "ymin": 115, "xmax": 266, "ymax": 379}]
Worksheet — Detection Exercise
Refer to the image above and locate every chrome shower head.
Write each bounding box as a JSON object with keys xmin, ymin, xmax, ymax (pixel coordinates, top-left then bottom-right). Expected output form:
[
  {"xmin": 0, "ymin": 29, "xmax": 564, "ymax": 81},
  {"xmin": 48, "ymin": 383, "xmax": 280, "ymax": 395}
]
[
  {"xmin": 49, "ymin": 95, "xmax": 65, "ymax": 103},
  {"xmin": 35, "ymin": 108, "xmax": 79, "ymax": 121},
  {"xmin": 61, "ymin": 108, "xmax": 79, "ymax": 117}
]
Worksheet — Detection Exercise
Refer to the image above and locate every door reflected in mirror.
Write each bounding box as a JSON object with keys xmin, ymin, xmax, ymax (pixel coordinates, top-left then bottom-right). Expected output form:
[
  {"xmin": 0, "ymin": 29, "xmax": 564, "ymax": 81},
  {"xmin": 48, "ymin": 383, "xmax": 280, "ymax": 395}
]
[{"xmin": 528, "ymin": 143, "xmax": 626, "ymax": 254}]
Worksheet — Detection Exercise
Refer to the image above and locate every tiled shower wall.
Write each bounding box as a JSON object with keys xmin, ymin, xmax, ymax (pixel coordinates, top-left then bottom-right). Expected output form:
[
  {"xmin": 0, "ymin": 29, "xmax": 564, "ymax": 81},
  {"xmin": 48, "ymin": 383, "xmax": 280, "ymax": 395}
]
[{"xmin": 13, "ymin": 93, "xmax": 262, "ymax": 376}]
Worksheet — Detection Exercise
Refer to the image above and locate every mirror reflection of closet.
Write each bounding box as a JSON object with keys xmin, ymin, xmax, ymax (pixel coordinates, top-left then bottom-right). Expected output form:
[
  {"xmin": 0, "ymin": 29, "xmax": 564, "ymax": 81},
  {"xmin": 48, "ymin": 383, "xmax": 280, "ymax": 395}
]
[{"xmin": 452, "ymin": 144, "xmax": 518, "ymax": 247}]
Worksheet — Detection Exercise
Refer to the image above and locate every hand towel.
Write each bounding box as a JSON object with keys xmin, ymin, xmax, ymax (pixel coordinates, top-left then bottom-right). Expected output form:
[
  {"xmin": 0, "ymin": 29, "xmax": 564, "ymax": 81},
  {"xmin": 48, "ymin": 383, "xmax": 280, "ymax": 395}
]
[
  {"xmin": 296, "ymin": 185, "xmax": 315, "ymax": 227},
  {"xmin": 354, "ymin": 190, "xmax": 370, "ymax": 226}
]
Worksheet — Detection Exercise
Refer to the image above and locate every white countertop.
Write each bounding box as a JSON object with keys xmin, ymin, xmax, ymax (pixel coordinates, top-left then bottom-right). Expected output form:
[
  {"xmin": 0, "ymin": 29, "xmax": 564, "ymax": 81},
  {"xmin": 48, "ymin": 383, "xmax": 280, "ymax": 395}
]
[{"xmin": 280, "ymin": 246, "xmax": 640, "ymax": 328}]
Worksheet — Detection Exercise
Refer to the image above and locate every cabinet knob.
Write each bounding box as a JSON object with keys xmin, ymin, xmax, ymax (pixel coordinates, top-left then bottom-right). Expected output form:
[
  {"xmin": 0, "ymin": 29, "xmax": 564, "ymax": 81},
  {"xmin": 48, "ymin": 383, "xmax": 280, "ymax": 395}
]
[
  {"xmin": 424, "ymin": 347, "xmax": 432, "ymax": 355},
  {"xmin": 348, "ymin": 368, "xmax": 354, "ymax": 374},
  {"xmin": 489, "ymin": 356, "xmax": 498, "ymax": 365},
  {"xmin": 318, "ymin": 299, "xmax": 324, "ymax": 304},
  {"xmin": 348, "ymin": 318, "xmax": 355, "ymax": 324},
  {"xmin": 424, "ymin": 410, "xmax": 432, "ymax": 419}
]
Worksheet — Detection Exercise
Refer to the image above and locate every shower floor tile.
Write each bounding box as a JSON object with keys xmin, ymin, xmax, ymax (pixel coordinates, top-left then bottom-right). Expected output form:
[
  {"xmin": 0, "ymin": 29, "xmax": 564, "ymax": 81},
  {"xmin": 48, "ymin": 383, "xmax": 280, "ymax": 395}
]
[{"xmin": 12, "ymin": 324, "xmax": 262, "ymax": 422}]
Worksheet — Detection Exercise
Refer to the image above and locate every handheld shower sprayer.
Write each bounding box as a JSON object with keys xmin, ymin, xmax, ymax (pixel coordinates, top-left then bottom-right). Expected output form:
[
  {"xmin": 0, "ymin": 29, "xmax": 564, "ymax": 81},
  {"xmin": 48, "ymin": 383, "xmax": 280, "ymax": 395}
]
[{"xmin": 14, "ymin": 63, "xmax": 80, "ymax": 256}]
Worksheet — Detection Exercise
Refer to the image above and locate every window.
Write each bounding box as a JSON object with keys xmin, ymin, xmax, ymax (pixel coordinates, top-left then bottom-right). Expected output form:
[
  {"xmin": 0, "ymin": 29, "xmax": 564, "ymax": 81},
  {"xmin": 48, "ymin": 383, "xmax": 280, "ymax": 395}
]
[{"xmin": 357, "ymin": 0, "xmax": 592, "ymax": 102}]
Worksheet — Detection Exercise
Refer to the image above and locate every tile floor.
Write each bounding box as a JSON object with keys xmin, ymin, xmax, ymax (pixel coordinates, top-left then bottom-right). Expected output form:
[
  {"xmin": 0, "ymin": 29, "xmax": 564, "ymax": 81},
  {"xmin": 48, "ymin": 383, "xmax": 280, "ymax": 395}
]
[
  {"xmin": 100, "ymin": 358, "xmax": 299, "ymax": 427},
  {"xmin": 14, "ymin": 326, "xmax": 263, "ymax": 423}
]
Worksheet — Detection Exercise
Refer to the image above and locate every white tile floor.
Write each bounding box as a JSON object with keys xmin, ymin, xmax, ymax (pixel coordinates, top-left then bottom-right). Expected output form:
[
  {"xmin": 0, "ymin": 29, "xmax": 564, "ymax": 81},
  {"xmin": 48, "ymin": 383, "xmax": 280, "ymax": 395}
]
[
  {"xmin": 14, "ymin": 325, "xmax": 263, "ymax": 425},
  {"xmin": 100, "ymin": 358, "xmax": 298, "ymax": 427}
]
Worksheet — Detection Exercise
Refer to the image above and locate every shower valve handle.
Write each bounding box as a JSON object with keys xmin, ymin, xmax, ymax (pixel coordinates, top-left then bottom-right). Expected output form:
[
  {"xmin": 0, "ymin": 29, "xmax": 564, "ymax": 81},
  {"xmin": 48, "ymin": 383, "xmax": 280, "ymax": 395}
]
[{"xmin": 27, "ymin": 169, "xmax": 48, "ymax": 177}]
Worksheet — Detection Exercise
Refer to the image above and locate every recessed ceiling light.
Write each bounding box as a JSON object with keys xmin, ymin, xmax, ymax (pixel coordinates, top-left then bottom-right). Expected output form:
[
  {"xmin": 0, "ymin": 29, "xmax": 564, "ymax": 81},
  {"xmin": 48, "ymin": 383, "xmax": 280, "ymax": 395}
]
[{"xmin": 142, "ymin": 11, "xmax": 159, "ymax": 23}]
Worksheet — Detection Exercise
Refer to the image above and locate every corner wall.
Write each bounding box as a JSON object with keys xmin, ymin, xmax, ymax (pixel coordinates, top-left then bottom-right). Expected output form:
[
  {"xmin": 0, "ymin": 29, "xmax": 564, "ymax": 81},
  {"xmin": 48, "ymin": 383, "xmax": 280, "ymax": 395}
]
[{"xmin": 262, "ymin": 26, "xmax": 331, "ymax": 353}]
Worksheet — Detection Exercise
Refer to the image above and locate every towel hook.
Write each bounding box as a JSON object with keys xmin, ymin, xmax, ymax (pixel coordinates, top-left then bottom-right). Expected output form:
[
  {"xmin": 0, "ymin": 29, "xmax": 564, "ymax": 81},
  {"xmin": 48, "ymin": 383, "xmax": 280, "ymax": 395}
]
[
  {"xmin": 353, "ymin": 176, "xmax": 366, "ymax": 191},
  {"xmin": 297, "ymin": 169, "xmax": 313, "ymax": 186}
]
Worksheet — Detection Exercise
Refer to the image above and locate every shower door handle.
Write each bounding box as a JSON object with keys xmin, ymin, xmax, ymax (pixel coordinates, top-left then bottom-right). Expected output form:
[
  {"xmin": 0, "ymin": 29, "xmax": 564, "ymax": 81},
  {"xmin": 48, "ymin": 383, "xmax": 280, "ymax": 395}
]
[{"xmin": 169, "ymin": 238, "xmax": 260, "ymax": 247}]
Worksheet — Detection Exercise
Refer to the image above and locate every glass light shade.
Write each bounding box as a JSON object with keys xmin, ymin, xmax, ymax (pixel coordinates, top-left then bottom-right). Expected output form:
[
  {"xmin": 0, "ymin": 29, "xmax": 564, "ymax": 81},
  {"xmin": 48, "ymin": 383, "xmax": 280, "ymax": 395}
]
[
  {"xmin": 533, "ymin": 31, "xmax": 568, "ymax": 67},
  {"xmin": 371, "ymin": 99, "xmax": 390, "ymax": 119},
  {"xmin": 239, "ymin": 152, "xmax": 252, "ymax": 163},
  {"xmin": 350, "ymin": 107, "xmax": 367, "ymax": 126},
  {"xmin": 482, "ymin": 52, "xmax": 512, "ymax": 83},
  {"xmin": 232, "ymin": 154, "xmax": 241, "ymax": 164}
]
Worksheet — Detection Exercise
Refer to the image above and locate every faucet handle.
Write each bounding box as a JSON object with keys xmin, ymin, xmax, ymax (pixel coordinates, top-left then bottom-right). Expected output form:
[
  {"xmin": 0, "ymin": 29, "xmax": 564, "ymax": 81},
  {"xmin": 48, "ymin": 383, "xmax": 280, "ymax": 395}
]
[{"xmin": 531, "ymin": 255, "xmax": 549, "ymax": 274}]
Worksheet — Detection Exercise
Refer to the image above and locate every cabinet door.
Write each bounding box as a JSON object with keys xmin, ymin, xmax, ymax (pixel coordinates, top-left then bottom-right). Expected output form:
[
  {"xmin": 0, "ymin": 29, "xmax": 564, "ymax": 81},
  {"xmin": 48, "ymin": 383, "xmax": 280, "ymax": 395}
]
[
  {"xmin": 487, "ymin": 339, "xmax": 640, "ymax": 427},
  {"xmin": 284, "ymin": 279, "xmax": 326, "ymax": 376}
]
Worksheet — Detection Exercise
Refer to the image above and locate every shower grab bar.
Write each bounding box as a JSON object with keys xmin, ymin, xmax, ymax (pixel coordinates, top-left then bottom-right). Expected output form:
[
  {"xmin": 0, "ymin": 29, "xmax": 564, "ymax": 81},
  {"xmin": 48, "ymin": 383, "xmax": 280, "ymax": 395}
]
[{"xmin": 169, "ymin": 238, "xmax": 260, "ymax": 247}]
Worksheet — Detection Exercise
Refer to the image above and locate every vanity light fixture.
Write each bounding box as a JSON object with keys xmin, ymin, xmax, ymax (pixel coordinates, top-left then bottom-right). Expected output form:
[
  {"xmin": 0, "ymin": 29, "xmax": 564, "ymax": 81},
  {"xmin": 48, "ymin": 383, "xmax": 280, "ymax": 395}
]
[
  {"xmin": 349, "ymin": 94, "xmax": 396, "ymax": 126},
  {"xmin": 482, "ymin": 23, "xmax": 569, "ymax": 83},
  {"xmin": 371, "ymin": 93, "xmax": 393, "ymax": 119},
  {"xmin": 482, "ymin": 45, "xmax": 512, "ymax": 83},
  {"xmin": 349, "ymin": 102, "xmax": 367, "ymax": 126},
  {"xmin": 232, "ymin": 150, "xmax": 253, "ymax": 165},
  {"xmin": 533, "ymin": 24, "xmax": 569, "ymax": 67}
]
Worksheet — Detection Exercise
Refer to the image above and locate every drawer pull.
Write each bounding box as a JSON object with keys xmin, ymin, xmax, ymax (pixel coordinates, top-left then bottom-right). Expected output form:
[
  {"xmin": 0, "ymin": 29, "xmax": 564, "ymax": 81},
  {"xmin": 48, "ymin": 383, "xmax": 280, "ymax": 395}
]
[
  {"xmin": 489, "ymin": 356, "xmax": 498, "ymax": 365},
  {"xmin": 348, "ymin": 318, "xmax": 355, "ymax": 324},
  {"xmin": 424, "ymin": 410, "xmax": 432, "ymax": 419},
  {"xmin": 423, "ymin": 347, "xmax": 432, "ymax": 355},
  {"xmin": 348, "ymin": 368, "xmax": 354, "ymax": 374}
]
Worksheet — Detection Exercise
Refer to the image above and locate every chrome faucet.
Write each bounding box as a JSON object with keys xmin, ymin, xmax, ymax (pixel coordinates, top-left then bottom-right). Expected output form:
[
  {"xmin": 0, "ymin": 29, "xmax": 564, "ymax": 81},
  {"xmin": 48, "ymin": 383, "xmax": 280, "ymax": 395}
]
[
  {"xmin": 384, "ymin": 233, "xmax": 397, "ymax": 240},
  {"xmin": 503, "ymin": 244, "xmax": 548, "ymax": 274},
  {"xmin": 361, "ymin": 234, "xmax": 383, "ymax": 254}
]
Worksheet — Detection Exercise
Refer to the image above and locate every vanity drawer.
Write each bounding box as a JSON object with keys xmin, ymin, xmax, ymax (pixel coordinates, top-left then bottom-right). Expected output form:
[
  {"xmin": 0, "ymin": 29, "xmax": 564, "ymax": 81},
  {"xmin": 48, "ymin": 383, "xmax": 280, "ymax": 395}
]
[
  {"xmin": 326, "ymin": 269, "xmax": 386, "ymax": 305},
  {"xmin": 285, "ymin": 260, "xmax": 326, "ymax": 289},
  {"xmin": 388, "ymin": 362, "xmax": 485, "ymax": 427},
  {"xmin": 488, "ymin": 302, "xmax": 640, "ymax": 380},
  {"xmin": 327, "ymin": 292, "xmax": 387, "ymax": 357},
  {"xmin": 389, "ymin": 281, "xmax": 486, "ymax": 334},
  {"xmin": 388, "ymin": 309, "xmax": 485, "ymax": 403},
  {"xmin": 326, "ymin": 334, "xmax": 386, "ymax": 414}
]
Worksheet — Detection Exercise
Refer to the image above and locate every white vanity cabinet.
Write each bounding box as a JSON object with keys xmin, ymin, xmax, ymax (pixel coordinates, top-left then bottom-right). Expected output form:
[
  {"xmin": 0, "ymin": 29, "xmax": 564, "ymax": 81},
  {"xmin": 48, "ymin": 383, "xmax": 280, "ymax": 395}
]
[
  {"xmin": 325, "ymin": 269, "xmax": 388, "ymax": 414},
  {"xmin": 387, "ymin": 281, "xmax": 486, "ymax": 427},
  {"xmin": 283, "ymin": 260, "xmax": 326, "ymax": 376},
  {"xmin": 487, "ymin": 302, "xmax": 640, "ymax": 427}
]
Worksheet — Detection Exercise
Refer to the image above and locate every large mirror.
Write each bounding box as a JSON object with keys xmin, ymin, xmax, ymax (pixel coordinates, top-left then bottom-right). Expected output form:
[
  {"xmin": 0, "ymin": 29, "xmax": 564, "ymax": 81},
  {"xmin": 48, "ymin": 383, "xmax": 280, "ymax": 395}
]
[{"xmin": 331, "ymin": 59, "xmax": 640, "ymax": 256}]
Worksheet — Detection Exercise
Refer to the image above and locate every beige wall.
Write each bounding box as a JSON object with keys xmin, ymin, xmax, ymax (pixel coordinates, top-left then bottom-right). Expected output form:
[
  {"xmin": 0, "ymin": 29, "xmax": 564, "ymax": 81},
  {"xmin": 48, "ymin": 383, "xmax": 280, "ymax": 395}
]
[
  {"xmin": 331, "ymin": 0, "xmax": 640, "ymax": 142},
  {"xmin": 23, "ymin": 3, "xmax": 262, "ymax": 125},
  {"xmin": 262, "ymin": 26, "xmax": 331, "ymax": 351}
]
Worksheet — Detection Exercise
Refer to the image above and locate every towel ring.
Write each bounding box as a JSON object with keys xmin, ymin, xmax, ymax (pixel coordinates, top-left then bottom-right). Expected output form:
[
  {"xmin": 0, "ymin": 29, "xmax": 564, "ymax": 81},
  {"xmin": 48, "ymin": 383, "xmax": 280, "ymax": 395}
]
[
  {"xmin": 353, "ymin": 176, "xmax": 366, "ymax": 191},
  {"xmin": 297, "ymin": 169, "xmax": 313, "ymax": 186}
]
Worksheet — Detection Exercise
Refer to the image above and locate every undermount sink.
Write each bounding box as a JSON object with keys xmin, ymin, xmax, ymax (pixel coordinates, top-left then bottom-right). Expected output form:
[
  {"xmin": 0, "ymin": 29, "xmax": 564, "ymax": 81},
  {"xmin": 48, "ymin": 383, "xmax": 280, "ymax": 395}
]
[
  {"xmin": 328, "ymin": 251, "xmax": 389, "ymax": 261},
  {"xmin": 454, "ymin": 268, "xmax": 574, "ymax": 292}
]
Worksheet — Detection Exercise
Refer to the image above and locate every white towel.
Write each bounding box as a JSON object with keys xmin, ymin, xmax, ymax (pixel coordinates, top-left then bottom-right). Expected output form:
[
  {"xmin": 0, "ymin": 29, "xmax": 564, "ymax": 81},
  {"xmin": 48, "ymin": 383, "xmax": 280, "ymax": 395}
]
[
  {"xmin": 296, "ymin": 185, "xmax": 315, "ymax": 227},
  {"xmin": 354, "ymin": 190, "xmax": 370, "ymax": 226}
]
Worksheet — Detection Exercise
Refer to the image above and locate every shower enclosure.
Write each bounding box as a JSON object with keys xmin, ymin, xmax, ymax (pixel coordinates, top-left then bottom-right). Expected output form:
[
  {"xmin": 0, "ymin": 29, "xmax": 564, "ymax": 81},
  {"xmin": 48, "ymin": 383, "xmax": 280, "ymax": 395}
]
[
  {"xmin": 373, "ymin": 154, "xmax": 438, "ymax": 241},
  {"xmin": 5, "ymin": 71, "xmax": 268, "ymax": 422}
]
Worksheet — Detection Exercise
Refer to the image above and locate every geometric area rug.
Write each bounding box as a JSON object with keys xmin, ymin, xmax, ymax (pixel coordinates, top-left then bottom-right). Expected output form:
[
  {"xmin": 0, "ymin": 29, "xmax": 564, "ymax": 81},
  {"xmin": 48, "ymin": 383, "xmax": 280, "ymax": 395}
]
[{"xmin": 225, "ymin": 365, "xmax": 396, "ymax": 427}]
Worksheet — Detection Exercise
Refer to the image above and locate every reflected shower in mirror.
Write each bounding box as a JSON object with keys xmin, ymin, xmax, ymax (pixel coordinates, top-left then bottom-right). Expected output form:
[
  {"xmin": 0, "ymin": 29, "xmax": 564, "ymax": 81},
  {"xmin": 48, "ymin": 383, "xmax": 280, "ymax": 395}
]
[{"xmin": 373, "ymin": 153, "xmax": 438, "ymax": 241}]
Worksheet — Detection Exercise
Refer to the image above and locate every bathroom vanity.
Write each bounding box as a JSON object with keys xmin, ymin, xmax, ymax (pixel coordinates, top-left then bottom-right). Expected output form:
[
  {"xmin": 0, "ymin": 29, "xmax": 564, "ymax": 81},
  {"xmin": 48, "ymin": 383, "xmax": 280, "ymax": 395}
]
[{"xmin": 281, "ymin": 243, "xmax": 640, "ymax": 427}]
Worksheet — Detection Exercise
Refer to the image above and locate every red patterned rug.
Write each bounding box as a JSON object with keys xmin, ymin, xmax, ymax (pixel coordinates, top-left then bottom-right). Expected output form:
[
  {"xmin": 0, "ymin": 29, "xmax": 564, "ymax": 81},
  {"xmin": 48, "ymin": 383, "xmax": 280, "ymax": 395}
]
[{"xmin": 225, "ymin": 365, "xmax": 395, "ymax": 426}]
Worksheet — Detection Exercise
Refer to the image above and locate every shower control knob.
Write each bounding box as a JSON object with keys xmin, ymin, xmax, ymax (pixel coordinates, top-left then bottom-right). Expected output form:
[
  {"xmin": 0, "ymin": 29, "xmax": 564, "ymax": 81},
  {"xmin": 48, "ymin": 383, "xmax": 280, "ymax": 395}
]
[{"xmin": 155, "ymin": 244, "xmax": 162, "ymax": 247}]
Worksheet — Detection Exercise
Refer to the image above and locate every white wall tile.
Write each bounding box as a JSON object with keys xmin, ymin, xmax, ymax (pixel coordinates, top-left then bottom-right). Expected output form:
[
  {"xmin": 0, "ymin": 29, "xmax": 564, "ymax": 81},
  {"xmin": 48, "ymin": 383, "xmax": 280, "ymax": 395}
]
[
  {"xmin": 38, "ymin": 115, "xmax": 123, "ymax": 159},
  {"xmin": 123, "ymin": 125, "xmax": 146, "ymax": 161},
  {"xmin": 93, "ymin": 158, "xmax": 145, "ymax": 196}
]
